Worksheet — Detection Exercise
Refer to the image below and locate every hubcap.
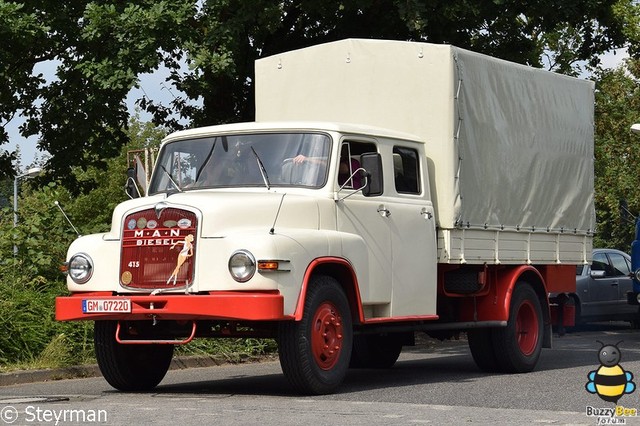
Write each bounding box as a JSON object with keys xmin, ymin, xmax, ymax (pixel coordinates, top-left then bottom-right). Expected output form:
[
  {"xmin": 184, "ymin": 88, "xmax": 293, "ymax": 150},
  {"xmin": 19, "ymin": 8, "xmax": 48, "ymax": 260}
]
[
  {"xmin": 515, "ymin": 300, "xmax": 539, "ymax": 356},
  {"xmin": 311, "ymin": 302, "xmax": 344, "ymax": 370}
]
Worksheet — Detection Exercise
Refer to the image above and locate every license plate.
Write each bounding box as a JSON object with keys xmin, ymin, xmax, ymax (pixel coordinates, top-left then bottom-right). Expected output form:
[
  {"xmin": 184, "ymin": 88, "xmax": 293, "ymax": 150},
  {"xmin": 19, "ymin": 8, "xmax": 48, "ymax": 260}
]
[{"xmin": 82, "ymin": 299, "xmax": 131, "ymax": 314}]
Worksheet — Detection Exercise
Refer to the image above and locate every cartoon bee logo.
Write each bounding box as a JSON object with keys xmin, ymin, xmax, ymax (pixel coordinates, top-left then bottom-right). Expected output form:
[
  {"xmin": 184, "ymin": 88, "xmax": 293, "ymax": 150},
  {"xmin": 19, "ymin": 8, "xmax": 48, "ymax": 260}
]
[{"xmin": 585, "ymin": 340, "xmax": 636, "ymax": 403}]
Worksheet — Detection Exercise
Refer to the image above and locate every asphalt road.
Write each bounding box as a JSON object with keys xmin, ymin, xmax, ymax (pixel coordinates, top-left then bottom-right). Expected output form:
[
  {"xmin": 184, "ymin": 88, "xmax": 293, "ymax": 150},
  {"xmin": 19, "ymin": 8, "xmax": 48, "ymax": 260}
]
[{"xmin": 1, "ymin": 323, "xmax": 640, "ymax": 425}]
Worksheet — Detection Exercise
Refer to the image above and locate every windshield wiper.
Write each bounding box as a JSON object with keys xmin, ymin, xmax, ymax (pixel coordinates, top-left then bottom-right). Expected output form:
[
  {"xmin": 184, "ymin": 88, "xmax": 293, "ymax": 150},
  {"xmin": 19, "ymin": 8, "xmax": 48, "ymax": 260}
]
[
  {"xmin": 160, "ymin": 165, "xmax": 183, "ymax": 193},
  {"xmin": 251, "ymin": 147, "xmax": 271, "ymax": 190},
  {"xmin": 195, "ymin": 137, "xmax": 222, "ymax": 183},
  {"xmin": 195, "ymin": 143, "xmax": 215, "ymax": 182}
]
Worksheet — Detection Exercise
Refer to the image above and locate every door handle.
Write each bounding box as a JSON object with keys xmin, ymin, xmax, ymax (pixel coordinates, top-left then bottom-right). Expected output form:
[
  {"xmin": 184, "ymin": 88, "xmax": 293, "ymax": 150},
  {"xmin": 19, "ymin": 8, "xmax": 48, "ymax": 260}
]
[
  {"xmin": 420, "ymin": 207, "xmax": 433, "ymax": 220},
  {"xmin": 377, "ymin": 205, "xmax": 391, "ymax": 218}
]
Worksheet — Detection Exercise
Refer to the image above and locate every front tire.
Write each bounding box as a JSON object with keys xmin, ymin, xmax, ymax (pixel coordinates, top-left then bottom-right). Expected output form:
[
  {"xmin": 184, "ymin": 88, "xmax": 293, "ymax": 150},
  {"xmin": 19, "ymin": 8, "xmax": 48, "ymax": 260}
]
[
  {"xmin": 278, "ymin": 275, "xmax": 353, "ymax": 394},
  {"xmin": 94, "ymin": 321, "xmax": 174, "ymax": 391}
]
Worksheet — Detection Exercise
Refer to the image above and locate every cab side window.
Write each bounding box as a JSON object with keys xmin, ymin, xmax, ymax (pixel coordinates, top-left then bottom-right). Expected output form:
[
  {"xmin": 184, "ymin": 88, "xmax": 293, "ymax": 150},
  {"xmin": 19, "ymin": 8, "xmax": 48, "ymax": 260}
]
[
  {"xmin": 341, "ymin": 141, "xmax": 376, "ymax": 189},
  {"xmin": 393, "ymin": 146, "xmax": 420, "ymax": 194}
]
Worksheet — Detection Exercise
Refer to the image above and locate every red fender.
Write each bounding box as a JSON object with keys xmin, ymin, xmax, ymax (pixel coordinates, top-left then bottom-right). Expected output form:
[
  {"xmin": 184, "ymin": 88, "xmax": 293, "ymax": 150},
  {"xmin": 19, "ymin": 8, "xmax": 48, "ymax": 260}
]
[
  {"xmin": 293, "ymin": 257, "xmax": 364, "ymax": 322},
  {"xmin": 459, "ymin": 265, "xmax": 545, "ymax": 322}
]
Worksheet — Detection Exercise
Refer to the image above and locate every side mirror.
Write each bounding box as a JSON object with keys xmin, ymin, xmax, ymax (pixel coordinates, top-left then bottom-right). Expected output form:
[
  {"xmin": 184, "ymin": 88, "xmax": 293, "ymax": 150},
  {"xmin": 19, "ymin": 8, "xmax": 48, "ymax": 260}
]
[
  {"xmin": 590, "ymin": 270, "xmax": 606, "ymax": 279},
  {"xmin": 125, "ymin": 167, "xmax": 142, "ymax": 199},
  {"xmin": 360, "ymin": 152, "xmax": 383, "ymax": 197}
]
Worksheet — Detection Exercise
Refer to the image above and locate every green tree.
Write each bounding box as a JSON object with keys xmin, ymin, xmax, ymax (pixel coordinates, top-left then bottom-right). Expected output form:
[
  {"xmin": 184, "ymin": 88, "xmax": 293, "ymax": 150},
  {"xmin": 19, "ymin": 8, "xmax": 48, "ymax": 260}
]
[
  {"xmin": 2, "ymin": 0, "xmax": 639, "ymax": 193},
  {"xmin": 68, "ymin": 115, "xmax": 167, "ymax": 235},
  {"xmin": 0, "ymin": 2, "xmax": 45, "ymax": 178},
  {"xmin": 1, "ymin": 1, "xmax": 194, "ymax": 190},
  {"xmin": 593, "ymin": 57, "xmax": 640, "ymax": 250}
]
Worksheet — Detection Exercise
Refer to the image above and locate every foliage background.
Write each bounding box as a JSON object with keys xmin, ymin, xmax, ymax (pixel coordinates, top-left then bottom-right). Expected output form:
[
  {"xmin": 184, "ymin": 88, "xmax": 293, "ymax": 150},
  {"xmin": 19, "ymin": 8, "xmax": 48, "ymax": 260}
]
[
  {"xmin": 0, "ymin": 1, "xmax": 639, "ymax": 369},
  {"xmin": 0, "ymin": 119, "xmax": 156, "ymax": 368},
  {"xmin": 593, "ymin": 59, "xmax": 640, "ymax": 249},
  {"xmin": 2, "ymin": 0, "xmax": 639, "ymax": 186}
]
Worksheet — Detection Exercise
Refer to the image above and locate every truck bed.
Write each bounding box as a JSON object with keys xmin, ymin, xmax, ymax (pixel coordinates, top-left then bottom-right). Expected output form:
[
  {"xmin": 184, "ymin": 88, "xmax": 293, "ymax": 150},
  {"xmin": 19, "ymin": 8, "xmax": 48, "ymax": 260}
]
[{"xmin": 438, "ymin": 228, "xmax": 589, "ymax": 265}]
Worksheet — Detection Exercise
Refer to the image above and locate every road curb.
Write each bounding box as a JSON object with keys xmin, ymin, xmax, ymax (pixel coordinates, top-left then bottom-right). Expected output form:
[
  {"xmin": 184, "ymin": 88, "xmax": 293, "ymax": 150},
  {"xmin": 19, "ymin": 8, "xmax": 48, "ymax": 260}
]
[
  {"xmin": 0, "ymin": 365, "xmax": 101, "ymax": 387},
  {"xmin": 0, "ymin": 354, "xmax": 277, "ymax": 387}
]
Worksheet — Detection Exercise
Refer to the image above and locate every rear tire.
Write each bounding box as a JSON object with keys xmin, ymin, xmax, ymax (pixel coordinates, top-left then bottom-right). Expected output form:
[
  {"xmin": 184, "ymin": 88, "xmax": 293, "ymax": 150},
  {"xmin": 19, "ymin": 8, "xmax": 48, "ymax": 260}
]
[
  {"xmin": 277, "ymin": 275, "xmax": 352, "ymax": 394},
  {"xmin": 467, "ymin": 328, "xmax": 500, "ymax": 373},
  {"xmin": 94, "ymin": 321, "xmax": 174, "ymax": 391},
  {"xmin": 491, "ymin": 282, "xmax": 543, "ymax": 373}
]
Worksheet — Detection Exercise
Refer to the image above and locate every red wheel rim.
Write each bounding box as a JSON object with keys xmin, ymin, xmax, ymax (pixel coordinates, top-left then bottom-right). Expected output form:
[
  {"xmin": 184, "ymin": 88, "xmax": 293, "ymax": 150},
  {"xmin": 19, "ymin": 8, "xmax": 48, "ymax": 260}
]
[
  {"xmin": 310, "ymin": 302, "xmax": 344, "ymax": 370},
  {"xmin": 515, "ymin": 300, "xmax": 539, "ymax": 356}
]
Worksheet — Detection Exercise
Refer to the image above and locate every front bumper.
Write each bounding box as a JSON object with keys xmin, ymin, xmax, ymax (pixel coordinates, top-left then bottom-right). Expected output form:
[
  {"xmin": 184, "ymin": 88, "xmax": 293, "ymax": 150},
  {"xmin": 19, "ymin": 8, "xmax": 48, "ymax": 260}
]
[{"xmin": 56, "ymin": 291, "xmax": 287, "ymax": 321}]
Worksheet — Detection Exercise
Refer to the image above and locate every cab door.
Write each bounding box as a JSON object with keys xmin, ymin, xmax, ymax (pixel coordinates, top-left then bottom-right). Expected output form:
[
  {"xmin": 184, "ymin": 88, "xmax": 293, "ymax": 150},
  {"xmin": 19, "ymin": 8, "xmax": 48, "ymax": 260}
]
[
  {"xmin": 336, "ymin": 140, "xmax": 392, "ymax": 310},
  {"xmin": 385, "ymin": 145, "xmax": 437, "ymax": 317},
  {"xmin": 337, "ymin": 139, "xmax": 437, "ymax": 320}
]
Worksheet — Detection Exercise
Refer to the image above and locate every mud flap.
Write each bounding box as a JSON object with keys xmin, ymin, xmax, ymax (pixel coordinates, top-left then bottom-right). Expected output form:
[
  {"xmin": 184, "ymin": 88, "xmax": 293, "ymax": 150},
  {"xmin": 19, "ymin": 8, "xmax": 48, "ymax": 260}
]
[{"xmin": 543, "ymin": 323, "xmax": 552, "ymax": 349}]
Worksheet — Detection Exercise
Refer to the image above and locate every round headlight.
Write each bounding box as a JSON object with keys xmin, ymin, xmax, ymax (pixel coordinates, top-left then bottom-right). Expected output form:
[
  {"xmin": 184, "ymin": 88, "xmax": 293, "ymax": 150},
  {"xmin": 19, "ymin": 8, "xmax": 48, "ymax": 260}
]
[
  {"xmin": 68, "ymin": 253, "xmax": 93, "ymax": 284},
  {"xmin": 228, "ymin": 250, "xmax": 256, "ymax": 282},
  {"xmin": 634, "ymin": 268, "xmax": 640, "ymax": 283}
]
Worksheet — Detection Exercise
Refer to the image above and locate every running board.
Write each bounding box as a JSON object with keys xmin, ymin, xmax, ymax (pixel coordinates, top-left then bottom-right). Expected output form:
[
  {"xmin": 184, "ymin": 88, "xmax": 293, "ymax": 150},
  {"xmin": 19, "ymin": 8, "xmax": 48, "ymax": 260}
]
[{"xmin": 354, "ymin": 320, "xmax": 508, "ymax": 335}]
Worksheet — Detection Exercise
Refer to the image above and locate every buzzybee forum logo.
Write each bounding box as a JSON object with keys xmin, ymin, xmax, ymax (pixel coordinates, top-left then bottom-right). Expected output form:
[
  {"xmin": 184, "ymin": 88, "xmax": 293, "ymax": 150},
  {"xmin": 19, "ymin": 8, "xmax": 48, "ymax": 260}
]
[
  {"xmin": 586, "ymin": 341, "xmax": 635, "ymax": 403},
  {"xmin": 584, "ymin": 341, "xmax": 637, "ymax": 423}
]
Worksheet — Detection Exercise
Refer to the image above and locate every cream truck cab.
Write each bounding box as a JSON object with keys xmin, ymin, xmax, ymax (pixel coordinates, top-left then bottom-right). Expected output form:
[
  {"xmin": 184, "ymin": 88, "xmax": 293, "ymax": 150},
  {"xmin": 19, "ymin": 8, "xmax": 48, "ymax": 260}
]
[{"xmin": 56, "ymin": 39, "xmax": 595, "ymax": 395}]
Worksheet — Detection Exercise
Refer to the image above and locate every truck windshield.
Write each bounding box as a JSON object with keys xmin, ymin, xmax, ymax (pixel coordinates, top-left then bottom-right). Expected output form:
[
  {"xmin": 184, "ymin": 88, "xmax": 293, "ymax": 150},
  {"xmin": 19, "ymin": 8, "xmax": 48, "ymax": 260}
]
[{"xmin": 149, "ymin": 132, "xmax": 331, "ymax": 194}]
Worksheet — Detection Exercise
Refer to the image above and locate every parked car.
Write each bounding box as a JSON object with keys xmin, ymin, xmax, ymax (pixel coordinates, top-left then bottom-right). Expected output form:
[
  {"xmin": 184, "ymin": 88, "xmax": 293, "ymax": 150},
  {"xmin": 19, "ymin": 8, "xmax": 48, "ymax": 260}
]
[{"xmin": 558, "ymin": 249, "xmax": 639, "ymax": 326}]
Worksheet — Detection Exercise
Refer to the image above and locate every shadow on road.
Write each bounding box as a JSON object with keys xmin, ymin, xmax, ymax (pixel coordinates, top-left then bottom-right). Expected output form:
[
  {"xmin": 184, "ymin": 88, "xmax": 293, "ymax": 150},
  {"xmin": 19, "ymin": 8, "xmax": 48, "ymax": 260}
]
[
  {"xmin": 544, "ymin": 321, "xmax": 640, "ymax": 367},
  {"xmin": 141, "ymin": 322, "xmax": 640, "ymax": 397}
]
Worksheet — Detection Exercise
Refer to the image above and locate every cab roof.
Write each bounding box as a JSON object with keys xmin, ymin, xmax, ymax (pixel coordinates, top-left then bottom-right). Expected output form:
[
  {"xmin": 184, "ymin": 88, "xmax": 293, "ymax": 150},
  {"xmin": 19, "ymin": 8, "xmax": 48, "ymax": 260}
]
[{"xmin": 161, "ymin": 121, "xmax": 424, "ymax": 145}]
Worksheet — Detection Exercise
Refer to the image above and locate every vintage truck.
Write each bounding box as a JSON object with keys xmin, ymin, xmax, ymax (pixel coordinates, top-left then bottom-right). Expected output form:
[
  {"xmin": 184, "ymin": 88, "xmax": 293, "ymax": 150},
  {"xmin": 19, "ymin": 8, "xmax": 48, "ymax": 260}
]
[{"xmin": 56, "ymin": 39, "xmax": 595, "ymax": 395}]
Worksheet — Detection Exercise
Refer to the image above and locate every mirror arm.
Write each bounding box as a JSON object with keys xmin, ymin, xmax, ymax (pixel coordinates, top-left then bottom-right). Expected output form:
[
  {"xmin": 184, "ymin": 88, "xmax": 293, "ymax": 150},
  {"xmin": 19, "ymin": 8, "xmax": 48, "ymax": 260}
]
[
  {"xmin": 124, "ymin": 176, "xmax": 142, "ymax": 200},
  {"xmin": 335, "ymin": 168, "xmax": 368, "ymax": 202}
]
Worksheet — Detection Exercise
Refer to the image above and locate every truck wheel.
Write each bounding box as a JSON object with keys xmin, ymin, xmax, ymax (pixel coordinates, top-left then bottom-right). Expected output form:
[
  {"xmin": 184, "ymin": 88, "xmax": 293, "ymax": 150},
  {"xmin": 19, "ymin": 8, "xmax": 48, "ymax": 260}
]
[
  {"xmin": 492, "ymin": 282, "xmax": 543, "ymax": 373},
  {"xmin": 350, "ymin": 333, "xmax": 403, "ymax": 369},
  {"xmin": 94, "ymin": 321, "xmax": 174, "ymax": 391},
  {"xmin": 467, "ymin": 329, "xmax": 500, "ymax": 372},
  {"xmin": 277, "ymin": 275, "xmax": 352, "ymax": 394}
]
